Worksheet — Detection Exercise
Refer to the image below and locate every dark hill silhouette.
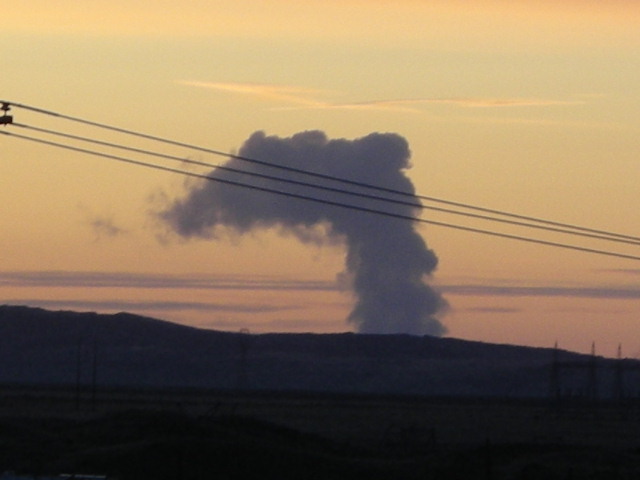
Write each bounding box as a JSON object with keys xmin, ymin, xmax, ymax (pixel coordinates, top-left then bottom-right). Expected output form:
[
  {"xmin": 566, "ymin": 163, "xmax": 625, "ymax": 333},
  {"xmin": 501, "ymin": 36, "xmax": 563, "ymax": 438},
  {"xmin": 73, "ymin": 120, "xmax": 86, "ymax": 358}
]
[{"xmin": 0, "ymin": 305, "xmax": 630, "ymax": 398}]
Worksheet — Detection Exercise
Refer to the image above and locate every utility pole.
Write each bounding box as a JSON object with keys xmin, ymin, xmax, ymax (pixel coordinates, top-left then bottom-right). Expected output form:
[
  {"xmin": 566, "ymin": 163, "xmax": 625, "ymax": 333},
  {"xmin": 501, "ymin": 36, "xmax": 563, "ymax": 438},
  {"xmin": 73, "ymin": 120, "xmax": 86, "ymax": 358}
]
[
  {"xmin": 75, "ymin": 336, "xmax": 83, "ymax": 411},
  {"xmin": 237, "ymin": 328, "xmax": 250, "ymax": 391},
  {"xmin": 91, "ymin": 335, "xmax": 98, "ymax": 411},
  {"xmin": 614, "ymin": 344, "xmax": 624, "ymax": 402},
  {"xmin": 550, "ymin": 341, "xmax": 560, "ymax": 402},
  {"xmin": 587, "ymin": 342, "xmax": 597, "ymax": 401}
]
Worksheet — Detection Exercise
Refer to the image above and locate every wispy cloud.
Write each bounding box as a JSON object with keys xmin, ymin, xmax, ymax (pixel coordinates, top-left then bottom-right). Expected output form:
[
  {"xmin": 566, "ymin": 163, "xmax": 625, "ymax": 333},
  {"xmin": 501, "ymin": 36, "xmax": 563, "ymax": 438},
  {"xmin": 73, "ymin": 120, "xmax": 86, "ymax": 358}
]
[
  {"xmin": 78, "ymin": 205, "xmax": 128, "ymax": 240},
  {"xmin": 0, "ymin": 270, "xmax": 337, "ymax": 292},
  {"xmin": 462, "ymin": 307, "xmax": 522, "ymax": 314},
  {"xmin": 440, "ymin": 284, "xmax": 640, "ymax": 300},
  {"xmin": 87, "ymin": 216, "xmax": 128, "ymax": 239},
  {"xmin": 178, "ymin": 81, "xmax": 328, "ymax": 107},
  {"xmin": 202, "ymin": 317, "xmax": 351, "ymax": 333},
  {"xmin": 600, "ymin": 269, "xmax": 640, "ymax": 277},
  {"xmin": 420, "ymin": 98, "xmax": 583, "ymax": 108},
  {"xmin": 3, "ymin": 271, "xmax": 638, "ymax": 300},
  {"xmin": 3, "ymin": 299, "xmax": 300, "ymax": 315},
  {"xmin": 178, "ymin": 80, "xmax": 582, "ymax": 113}
]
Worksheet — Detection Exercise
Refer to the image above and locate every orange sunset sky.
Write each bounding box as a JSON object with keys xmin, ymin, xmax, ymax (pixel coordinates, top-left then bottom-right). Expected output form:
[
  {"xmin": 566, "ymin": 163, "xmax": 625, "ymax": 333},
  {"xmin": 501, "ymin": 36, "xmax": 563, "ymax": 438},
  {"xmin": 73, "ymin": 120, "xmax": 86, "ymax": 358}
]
[{"xmin": 2, "ymin": 1, "xmax": 640, "ymax": 356}]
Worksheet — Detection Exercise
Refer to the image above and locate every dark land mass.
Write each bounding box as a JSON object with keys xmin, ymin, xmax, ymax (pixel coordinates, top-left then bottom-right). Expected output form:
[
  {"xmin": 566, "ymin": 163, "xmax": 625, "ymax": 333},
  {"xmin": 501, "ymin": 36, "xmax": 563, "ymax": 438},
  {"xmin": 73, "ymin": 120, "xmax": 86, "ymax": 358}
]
[
  {"xmin": 2, "ymin": 304, "xmax": 640, "ymax": 479},
  {"xmin": 0, "ymin": 304, "xmax": 631, "ymax": 397}
]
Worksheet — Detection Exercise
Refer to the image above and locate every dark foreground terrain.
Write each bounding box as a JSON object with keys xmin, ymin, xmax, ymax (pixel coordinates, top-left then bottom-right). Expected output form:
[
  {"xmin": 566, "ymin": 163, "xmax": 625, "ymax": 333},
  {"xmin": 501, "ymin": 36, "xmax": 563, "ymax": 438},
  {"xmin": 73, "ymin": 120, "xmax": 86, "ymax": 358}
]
[
  {"xmin": 2, "ymin": 305, "xmax": 640, "ymax": 478},
  {"xmin": 2, "ymin": 386, "xmax": 640, "ymax": 479},
  {"xmin": 1, "ymin": 305, "xmax": 637, "ymax": 399}
]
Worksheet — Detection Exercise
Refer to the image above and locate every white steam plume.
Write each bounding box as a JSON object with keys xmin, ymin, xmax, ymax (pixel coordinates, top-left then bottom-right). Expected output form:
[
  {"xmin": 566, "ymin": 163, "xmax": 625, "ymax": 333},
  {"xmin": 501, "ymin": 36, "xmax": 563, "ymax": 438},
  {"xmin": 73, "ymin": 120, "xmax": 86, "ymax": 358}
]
[{"xmin": 159, "ymin": 130, "xmax": 447, "ymax": 335}]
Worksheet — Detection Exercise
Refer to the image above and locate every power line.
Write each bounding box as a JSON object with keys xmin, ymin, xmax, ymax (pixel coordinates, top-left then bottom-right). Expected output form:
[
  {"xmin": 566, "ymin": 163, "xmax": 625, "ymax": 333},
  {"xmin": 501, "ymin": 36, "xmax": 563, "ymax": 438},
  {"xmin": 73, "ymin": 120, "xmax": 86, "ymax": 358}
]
[
  {"xmin": 3, "ymin": 128, "xmax": 640, "ymax": 262},
  {"xmin": 13, "ymin": 122, "xmax": 640, "ymax": 248},
  {"xmin": 7, "ymin": 101, "xmax": 640, "ymax": 244}
]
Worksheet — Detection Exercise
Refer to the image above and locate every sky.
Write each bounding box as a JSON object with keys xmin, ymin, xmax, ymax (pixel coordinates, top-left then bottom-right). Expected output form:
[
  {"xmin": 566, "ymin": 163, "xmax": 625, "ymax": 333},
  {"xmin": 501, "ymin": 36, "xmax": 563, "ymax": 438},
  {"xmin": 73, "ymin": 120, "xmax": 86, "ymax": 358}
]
[{"xmin": 2, "ymin": 0, "xmax": 640, "ymax": 357}]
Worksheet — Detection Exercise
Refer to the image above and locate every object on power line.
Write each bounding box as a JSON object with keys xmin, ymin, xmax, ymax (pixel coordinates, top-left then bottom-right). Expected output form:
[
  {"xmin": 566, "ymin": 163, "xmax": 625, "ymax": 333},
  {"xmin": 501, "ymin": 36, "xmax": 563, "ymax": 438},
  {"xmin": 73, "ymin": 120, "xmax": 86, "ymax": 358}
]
[{"xmin": 0, "ymin": 103, "xmax": 13, "ymax": 125}]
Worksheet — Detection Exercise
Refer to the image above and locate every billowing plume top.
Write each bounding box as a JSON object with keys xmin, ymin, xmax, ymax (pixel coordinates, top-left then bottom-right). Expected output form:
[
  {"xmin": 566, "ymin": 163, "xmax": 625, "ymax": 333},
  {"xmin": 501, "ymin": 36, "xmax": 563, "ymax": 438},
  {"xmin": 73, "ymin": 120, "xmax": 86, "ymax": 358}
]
[{"xmin": 160, "ymin": 130, "xmax": 447, "ymax": 336}]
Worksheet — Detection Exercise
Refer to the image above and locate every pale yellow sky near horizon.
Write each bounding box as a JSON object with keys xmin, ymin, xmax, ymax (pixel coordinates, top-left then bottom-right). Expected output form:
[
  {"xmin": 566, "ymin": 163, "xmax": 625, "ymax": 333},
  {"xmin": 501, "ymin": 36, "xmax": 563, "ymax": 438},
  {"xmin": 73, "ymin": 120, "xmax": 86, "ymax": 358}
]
[{"xmin": 2, "ymin": 1, "xmax": 640, "ymax": 356}]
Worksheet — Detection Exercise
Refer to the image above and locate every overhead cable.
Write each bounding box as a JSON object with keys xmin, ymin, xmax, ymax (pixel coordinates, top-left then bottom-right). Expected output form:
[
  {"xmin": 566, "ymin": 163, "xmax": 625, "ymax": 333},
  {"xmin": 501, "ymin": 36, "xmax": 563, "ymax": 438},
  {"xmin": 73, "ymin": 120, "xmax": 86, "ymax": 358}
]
[
  {"xmin": 2, "ymin": 129, "xmax": 640, "ymax": 262},
  {"xmin": 12, "ymin": 121, "xmax": 640, "ymax": 248},
  {"xmin": 7, "ymin": 101, "xmax": 640, "ymax": 244}
]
